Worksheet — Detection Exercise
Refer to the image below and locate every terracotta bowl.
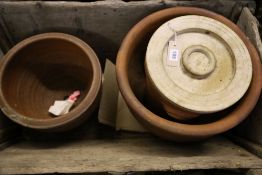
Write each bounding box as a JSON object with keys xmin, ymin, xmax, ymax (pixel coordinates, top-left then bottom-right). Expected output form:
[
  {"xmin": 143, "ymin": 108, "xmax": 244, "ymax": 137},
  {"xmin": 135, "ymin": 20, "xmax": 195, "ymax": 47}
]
[
  {"xmin": 0, "ymin": 33, "xmax": 102, "ymax": 131},
  {"xmin": 116, "ymin": 7, "xmax": 261, "ymax": 142}
]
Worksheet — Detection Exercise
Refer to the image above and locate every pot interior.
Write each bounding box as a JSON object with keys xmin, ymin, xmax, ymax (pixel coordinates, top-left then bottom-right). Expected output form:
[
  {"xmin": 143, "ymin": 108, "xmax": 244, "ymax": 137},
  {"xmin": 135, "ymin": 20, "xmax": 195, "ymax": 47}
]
[{"xmin": 2, "ymin": 38, "xmax": 93, "ymax": 119}]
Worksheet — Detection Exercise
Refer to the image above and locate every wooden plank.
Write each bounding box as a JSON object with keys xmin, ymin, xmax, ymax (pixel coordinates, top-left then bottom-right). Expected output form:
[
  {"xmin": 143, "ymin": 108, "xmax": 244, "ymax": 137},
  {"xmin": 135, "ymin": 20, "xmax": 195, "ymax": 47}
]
[
  {"xmin": 0, "ymin": 0, "xmax": 255, "ymax": 61},
  {"xmin": 0, "ymin": 136, "xmax": 22, "ymax": 151},
  {"xmin": 0, "ymin": 136, "xmax": 261, "ymax": 174},
  {"xmin": 235, "ymin": 7, "xmax": 262, "ymax": 146},
  {"xmin": 0, "ymin": 111, "xmax": 20, "ymax": 144},
  {"xmin": 247, "ymin": 169, "xmax": 262, "ymax": 175},
  {"xmin": 237, "ymin": 7, "xmax": 262, "ymax": 62},
  {"xmin": 0, "ymin": 15, "xmax": 13, "ymax": 53},
  {"xmin": 229, "ymin": 135, "xmax": 262, "ymax": 158}
]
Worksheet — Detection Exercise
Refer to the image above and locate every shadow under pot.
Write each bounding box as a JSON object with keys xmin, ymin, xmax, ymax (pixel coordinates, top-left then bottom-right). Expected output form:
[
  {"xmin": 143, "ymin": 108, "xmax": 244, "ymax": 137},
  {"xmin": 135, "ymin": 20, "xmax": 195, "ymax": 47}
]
[
  {"xmin": 0, "ymin": 33, "xmax": 102, "ymax": 132},
  {"xmin": 116, "ymin": 7, "xmax": 261, "ymax": 142}
]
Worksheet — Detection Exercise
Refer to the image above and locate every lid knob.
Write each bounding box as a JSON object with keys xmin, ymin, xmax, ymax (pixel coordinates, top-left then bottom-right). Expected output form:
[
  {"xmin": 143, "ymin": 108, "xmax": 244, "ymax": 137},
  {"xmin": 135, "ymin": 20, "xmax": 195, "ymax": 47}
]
[{"xmin": 182, "ymin": 45, "xmax": 216, "ymax": 79}]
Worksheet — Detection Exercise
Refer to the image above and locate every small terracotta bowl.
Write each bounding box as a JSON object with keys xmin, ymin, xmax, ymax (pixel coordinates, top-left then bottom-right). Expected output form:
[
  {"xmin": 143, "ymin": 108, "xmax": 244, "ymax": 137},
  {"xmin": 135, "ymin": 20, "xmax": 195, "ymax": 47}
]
[{"xmin": 0, "ymin": 33, "xmax": 102, "ymax": 131}]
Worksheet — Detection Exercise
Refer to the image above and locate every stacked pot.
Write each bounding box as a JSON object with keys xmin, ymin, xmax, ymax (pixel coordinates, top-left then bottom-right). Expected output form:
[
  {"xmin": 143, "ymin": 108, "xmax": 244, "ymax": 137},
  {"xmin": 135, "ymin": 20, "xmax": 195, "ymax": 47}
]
[{"xmin": 116, "ymin": 7, "xmax": 262, "ymax": 142}]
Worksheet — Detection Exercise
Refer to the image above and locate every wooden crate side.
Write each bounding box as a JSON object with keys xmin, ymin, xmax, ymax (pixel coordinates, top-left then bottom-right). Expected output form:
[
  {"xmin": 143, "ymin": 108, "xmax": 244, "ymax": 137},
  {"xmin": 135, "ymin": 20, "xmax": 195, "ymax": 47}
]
[
  {"xmin": 0, "ymin": 136, "xmax": 261, "ymax": 174},
  {"xmin": 0, "ymin": 0, "xmax": 256, "ymax": 59},
  {"xmin": 230, "ymin": 135, "xmax": 262, "ymax": 158},
  {"xmin": 0, "ymin": 18, "xmax": 13, "ymax": 53},
  {"xmin": 247, "ymin": 169, "xmax": 262, "ymax": 175},
  {"xmin": 236, "ymin": 7, "xmax": 262, "ymax": 145},
  {"xmin": 238, "ymin": 7, "xmax": 262, "ymax": 61}
]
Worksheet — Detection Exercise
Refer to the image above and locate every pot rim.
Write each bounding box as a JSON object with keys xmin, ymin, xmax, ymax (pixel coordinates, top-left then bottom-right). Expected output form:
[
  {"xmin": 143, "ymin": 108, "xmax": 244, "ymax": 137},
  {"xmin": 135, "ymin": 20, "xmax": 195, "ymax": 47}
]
[
  {"xmin": 0, "ymin": 32, "xmax": 102, "ymax": 130},
  {"xmin": 116, "ymin": 7, "xmax": 261, "ymax": 140}
]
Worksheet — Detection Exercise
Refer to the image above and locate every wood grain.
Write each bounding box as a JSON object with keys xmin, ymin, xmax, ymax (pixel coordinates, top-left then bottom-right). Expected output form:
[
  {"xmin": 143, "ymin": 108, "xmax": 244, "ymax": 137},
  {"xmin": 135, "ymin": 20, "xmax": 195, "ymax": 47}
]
[
  {"xmin": 0, "ymin": 136, "xmax": 261, "ymax": 174},
  {"xmin": 235, "ymin": 7, "xmax": 262, "ymax": 145},
  {"xmin": 0, "ymin": 0, "xmax": 255, "ymax": 59}
]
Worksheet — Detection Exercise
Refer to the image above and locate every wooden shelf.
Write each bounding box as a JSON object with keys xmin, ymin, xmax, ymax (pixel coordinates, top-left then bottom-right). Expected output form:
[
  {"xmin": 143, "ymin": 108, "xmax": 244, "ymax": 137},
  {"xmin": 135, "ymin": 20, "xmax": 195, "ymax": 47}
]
[{"xmin": 0, "ymin": 136, "xmax": 261, "ymax": 174}]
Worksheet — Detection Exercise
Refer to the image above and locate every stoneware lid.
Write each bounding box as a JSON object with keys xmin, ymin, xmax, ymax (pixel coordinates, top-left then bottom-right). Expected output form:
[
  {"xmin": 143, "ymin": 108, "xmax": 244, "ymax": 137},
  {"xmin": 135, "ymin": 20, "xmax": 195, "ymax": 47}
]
[{"xmin": 145, "ymin": 15, "xmax": 252, "ymax": 114}]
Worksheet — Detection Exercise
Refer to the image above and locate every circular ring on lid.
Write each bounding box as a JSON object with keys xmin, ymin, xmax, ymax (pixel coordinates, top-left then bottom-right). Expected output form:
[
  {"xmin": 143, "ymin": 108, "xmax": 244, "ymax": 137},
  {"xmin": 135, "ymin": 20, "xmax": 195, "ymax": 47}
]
[
  {"xmin": 182, "ymin": 45, "xmax": 216, "ymax": 79},
  {"xmin": 145, "ymin": 15, "xmax": 253, "ymax": 116}
]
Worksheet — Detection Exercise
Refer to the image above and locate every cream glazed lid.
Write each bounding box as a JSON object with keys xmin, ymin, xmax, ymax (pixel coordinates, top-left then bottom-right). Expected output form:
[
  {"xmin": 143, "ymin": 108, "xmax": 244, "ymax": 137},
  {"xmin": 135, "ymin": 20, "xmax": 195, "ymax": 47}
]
[{"xmin": 145, "ymin": 15, "xmax": 252, "ymax": 114}]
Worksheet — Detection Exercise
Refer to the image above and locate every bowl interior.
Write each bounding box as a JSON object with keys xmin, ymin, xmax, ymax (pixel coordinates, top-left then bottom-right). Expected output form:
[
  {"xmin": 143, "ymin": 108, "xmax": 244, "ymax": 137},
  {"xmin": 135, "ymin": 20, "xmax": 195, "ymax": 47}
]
[{"xmin": 2, "ymin": 38, "xmax": 93, "ymax": 120}]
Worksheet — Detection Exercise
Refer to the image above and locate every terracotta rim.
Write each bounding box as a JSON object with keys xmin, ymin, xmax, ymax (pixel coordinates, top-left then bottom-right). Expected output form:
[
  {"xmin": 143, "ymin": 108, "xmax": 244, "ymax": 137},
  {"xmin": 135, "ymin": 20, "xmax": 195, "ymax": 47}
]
[
  {"xmin": 0, "ymin": 33, "xmax": 102, "ymax": 130},
  {"xmin": 116, "ymin": 7, "xmax": 261, "ymax": 141}
]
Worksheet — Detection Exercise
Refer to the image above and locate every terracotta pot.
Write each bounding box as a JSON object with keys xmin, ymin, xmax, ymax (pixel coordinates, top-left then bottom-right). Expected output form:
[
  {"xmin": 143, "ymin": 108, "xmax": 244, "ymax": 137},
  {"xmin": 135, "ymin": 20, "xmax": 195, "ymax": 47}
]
[
  {"xmin": 0, "ymin": 33, "xmax": 102, "ymax": 131},
  {"xmin": 116, "ymin": 7, "xmax": 262, "ymax": 142}
]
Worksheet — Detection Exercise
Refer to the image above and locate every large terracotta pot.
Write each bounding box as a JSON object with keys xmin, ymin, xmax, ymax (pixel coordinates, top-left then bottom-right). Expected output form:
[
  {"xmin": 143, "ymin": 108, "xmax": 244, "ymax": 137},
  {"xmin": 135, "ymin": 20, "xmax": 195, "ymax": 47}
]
[
  {"xmin": 0, "ymin": 33, "xmax": 102, "ymax": 131},
  {"xmin": 116, "ymin": 7, "xmax": 261, "ymax": 142}
]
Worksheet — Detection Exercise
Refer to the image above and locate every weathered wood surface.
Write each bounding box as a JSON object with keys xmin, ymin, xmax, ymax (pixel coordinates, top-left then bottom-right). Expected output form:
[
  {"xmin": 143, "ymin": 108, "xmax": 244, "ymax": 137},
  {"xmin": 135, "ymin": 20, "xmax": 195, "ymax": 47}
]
[
  {"xmin": 247, "ymin": 169, "xmax": 262, "ymax": 175},
  {"xmin": 236, "ymin": 7, "xmax": 262, "ymax": 146},
  {"xmin": 0, "ymin": 136, "xmax": 261, "ymax": 174},
  {"xmin": 0, "ymin": 0, "xmax": 256, "ymax": 59},
  {"xmin": 230, "ymin": 135, "xmax": 262, "ymax": 159},
  {"xmin": 237, "ymin": 7, "xmax": 262, "ymax": 61}
]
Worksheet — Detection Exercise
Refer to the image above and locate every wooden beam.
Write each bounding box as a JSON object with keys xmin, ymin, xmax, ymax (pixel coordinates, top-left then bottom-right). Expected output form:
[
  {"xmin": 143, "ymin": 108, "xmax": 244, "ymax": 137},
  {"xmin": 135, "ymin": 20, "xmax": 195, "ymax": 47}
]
[{"xmin": 0, "ymin": 136, "xmax": 261, "ymax": 174}]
